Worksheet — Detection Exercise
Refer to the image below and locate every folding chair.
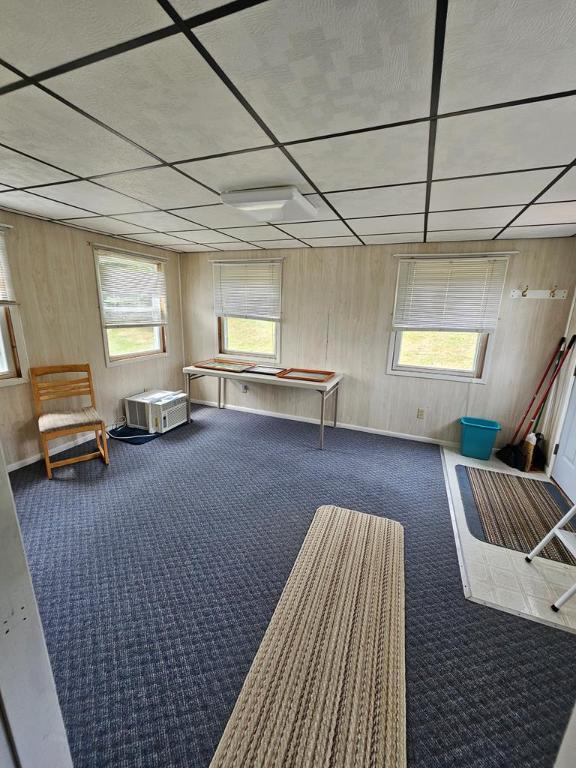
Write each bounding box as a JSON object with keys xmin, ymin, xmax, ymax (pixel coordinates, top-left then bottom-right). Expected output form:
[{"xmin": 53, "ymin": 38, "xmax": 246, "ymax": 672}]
[
  {"xmin": 526, "ymin": 503, "xmax": 576, "ymax": 611},
  {"xmin": 30, "ymin": 363, "xmax": 110, "ymax": 479}
]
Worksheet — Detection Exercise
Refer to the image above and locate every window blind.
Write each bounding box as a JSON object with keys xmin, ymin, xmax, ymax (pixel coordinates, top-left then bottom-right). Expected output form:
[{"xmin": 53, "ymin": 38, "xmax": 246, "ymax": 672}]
[
  {"xmin": 213, "ymin": 260, "xmax": 282, "ymax": 320},
  {"xmin": 0, "ymin": 230, "xmax": 16, "ymax": 305},
  {"xmin": 393, "ymin": 256, "xmax": 508, "ymax": 332},
  {"xmin": 95, "ymin": 248, "xmax": 167, "ymax": 327}
]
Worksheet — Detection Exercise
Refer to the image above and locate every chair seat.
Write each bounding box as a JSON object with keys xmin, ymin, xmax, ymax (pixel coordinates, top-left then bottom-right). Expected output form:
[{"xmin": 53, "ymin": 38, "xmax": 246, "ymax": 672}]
[{"xmin": 38, "ymin": 406, "xmax": 102, "ymax": 433}]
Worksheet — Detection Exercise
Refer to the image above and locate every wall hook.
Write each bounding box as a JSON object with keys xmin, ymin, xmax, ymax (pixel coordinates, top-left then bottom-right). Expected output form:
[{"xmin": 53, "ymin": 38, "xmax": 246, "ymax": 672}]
[
  {"xmin": 550, "ymin": 286, "xmax": 557, "ymax": 298},
  {"xmin": 521, "ymin": 285, "xmax": 529, "ymax": 297}
]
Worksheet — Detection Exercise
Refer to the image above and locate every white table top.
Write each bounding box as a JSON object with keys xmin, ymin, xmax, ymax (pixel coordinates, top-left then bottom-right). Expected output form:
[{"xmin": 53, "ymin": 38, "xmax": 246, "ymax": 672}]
[{"xmin": 183, "ymin": 365, "xmax": 342, "ymax": 392}]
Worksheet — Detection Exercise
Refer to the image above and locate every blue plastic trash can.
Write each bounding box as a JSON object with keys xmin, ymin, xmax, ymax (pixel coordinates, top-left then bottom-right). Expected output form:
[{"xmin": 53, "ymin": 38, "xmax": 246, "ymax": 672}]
[{"xmin": 459, "ymin": 417, "xmax": 501, "ymax": 460}]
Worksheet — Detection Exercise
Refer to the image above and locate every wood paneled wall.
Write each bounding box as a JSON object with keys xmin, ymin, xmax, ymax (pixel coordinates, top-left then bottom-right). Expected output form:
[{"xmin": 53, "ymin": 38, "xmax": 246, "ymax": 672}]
[
  {"xmin": 181, "ymin": 239, "xmax": 576, "ymax": 446},
  {"xmin": 0, "ymin": 210, "xmax": 183, "ymax": 466}
]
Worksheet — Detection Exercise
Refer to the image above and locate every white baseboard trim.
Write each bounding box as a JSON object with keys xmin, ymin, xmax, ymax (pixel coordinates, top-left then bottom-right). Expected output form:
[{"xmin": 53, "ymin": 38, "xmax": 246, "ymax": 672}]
[
  {"xmin": 8, "ymin": 432, "xmax": 99, "ymax": 473},
  {"xmin": 189, "ymin": 398, "xmax": 458, "ymax": 448}
]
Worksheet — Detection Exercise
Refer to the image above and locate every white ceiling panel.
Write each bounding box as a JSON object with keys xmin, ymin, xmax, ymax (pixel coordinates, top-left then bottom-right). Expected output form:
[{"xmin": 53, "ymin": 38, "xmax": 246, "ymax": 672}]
[
  {"xmin": 363, "ymin": 233, "xmax": 423, "ymax": 244},
  {"xmin": 33, "ymin": 180, "xmax": 154, "ymax": 214},
  {"xmin": 327, "ymin": 185, "xmax": 426, "ymax": 219},
  {"xmin": 0, "ymin": 185, "xmax": 11, "ymax": 192},
  {"xmin": 0, "ymin": 1, "xmax": 170, "ymax": 75},
  {"xmin": 171, "ymin": 243, "xmax": 218, "ymax": 252},
  {"xmin": 441, "ymin": 0, "xmax": 576, "ymax": 113},
  {"xmin": 220, "ymin": 225, "xmax": 290, "ymax": 241},
  {"xmin": 428, "ymin": 207, "xmax": 521, "ymax": 231},
  {"xmin": 0, "ymin": 145, "xmax": 76, "ymax": 187},
  {"xmin": 430, "ymin": 170, "xmax": 560, "ymax": 211},
  {"xmin": 302, "ymin": 236, "xmax": 361, "ymax": 248},
  {"xmin": 0, "ymin": 65, "xmax": 19, "ymax": 88},
  {"xmin": 279, "ymin": 220, "xmax": 350, "ymax": 239},
  {"xmin": 427, "ymin": 229, "xmax": 501, "ymax": 242},
  {"xmin": 177, "ymin": 147, "xmax": 313, "ymax": 193},
  {"xmin": 498, "ymin": 224, "xmax": 576, "ymax": 239},
  {"xmin": 434, "ymin": 99, "xmax": 576, "ymax": 179},
  {"xmin": 98, "ymin": 168, "xmax": 218, "ymax": 209},
  {"xmin": 210, "ymin": 242, "xmax": 261, "ymax": 251},
  {"xmin": 62, "ymin": 216, "xmax": 153, "ymax": 235},
  {"xmin": 170, "ymin": 204, "xmax": 257, "ymax": 228},
  {"xmin": 539, "ymin": 168, "xmax": 576, "ymax": 203},
  {"xmin": 0, "ymin": 88, "xmax": 152, "ymax": 176},
  {"xmin": 48, "ymin": 36, "xmax": 269, "ymax": 161},
  {"xmin": 0, "ymin": 190, "xmax": 92, "ymax": 219},
  {"xmin": 131, "ymin": 233, "xmax": 193, "ymax": 246},
  {"xmin": 290, "ymin": 123, "xmax": 429, "ymax": 191},
  {"xmin": 514, "ymin": 202, "xmax": 576, "ymax": 226},
  {"xmin": 171, "ymin": 1, "xmax": 251, "ymax": 19},
  {"xmin": 350, "ymin": 214, "xmax": 424, "ymax": 235},
  {"xmin": 115, "ymin": 211, "xmax": 203, "ymax": 231},
  {"xmin": 180, "ymin": 230, "xmax": 239, "ymax": 244},
  {"xmin": 250, "ymin": 239, "xmax": 306, "ymax": 249},
  {"xmin": 197, "ymin": 0, "xmax": 436, "ymax": 141}
]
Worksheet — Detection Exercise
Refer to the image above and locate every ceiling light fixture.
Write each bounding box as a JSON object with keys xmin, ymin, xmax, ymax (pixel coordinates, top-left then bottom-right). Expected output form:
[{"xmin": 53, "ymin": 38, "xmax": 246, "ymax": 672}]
[{"xmin": 220, "ymin": 186, "xmax": 318, "ymax": 223}]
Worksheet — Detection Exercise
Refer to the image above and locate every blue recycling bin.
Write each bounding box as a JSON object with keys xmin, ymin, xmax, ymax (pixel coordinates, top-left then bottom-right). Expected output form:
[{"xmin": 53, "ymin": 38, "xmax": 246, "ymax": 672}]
[{"xmin": 459, "ymin": 417, "xmax": 501, "ymax": 460}]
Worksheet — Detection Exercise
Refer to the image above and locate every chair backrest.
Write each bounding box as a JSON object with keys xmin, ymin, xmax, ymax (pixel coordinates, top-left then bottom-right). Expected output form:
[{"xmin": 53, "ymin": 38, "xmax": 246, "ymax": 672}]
[{"xmin": 30, "ymin": 364, "xmax": 96, "ymax": 416}]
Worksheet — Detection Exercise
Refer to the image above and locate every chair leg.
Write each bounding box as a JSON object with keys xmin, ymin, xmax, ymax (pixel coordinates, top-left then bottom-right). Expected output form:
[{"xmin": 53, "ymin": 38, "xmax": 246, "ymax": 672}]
[
  {"xmin": 41, "ymin": 434, "xmax": 53, "ymax": 480},
  {"xmin": 100, "ymin": 423, "xmax": 110, "ymax": 466}
]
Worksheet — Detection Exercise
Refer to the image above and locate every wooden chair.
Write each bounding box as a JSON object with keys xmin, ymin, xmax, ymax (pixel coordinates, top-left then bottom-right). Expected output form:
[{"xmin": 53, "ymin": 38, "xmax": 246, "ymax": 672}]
[{"xmin": 30, "ymin": 364, "xmax": 110, "ymax": 479}]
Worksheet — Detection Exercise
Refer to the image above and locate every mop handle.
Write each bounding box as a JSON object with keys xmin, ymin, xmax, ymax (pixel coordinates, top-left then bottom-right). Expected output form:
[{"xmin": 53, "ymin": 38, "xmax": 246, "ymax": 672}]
[
  {"xmin": 519, "ymin": 334, "xmax": 576, "ymax": 443},
  {"xmin": 510, "ymin": 336, "xmax": 565, "ymax": 444}
]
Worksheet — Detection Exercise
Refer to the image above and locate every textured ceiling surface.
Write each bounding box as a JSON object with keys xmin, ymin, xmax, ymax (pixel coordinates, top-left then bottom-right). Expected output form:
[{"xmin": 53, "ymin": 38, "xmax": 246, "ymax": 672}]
[{"xmin": 1, "ymin": 0, "xmax": 576, "ymax": 252}]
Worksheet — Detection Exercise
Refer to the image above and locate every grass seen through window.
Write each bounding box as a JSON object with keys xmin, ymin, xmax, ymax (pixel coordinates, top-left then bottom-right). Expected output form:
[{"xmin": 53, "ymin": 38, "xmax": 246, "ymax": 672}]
[{"xmin": 397, "ymin": 331, "xmax": 480, "ymax": 372}]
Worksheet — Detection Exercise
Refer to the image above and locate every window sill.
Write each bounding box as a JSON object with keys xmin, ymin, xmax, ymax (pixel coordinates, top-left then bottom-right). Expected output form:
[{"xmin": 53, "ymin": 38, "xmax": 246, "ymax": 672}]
[
  {"xmin": 0, "ymin": 374, "xmax": 29, "ymax": 389},
  {"xmin": 386, "ymin": 367, "xmax": 486, "ymax": 384},
  {"xmin": 105, "ymin": 351, "xmax": 168, "ymax": 368},
  {"xmin": 217, "ymin": 352, "xmax": 280, "ymax": 366}
]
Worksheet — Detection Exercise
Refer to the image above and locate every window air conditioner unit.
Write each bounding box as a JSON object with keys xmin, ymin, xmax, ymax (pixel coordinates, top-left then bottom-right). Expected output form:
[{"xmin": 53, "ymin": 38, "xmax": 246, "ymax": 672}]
[{"xmin": 124, "ymin": 390, "xmax": 188, "ymax": 434}]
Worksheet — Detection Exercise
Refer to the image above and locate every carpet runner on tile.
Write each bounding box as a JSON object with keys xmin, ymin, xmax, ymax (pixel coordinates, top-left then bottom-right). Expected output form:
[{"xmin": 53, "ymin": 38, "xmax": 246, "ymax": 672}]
[
  {"xmin": 464, "ymin": 467, "xmax": 575, "ymax": 565},
  {"xmin": 209, "ymin": 504, "xmax": 406, "ymax": 768}
]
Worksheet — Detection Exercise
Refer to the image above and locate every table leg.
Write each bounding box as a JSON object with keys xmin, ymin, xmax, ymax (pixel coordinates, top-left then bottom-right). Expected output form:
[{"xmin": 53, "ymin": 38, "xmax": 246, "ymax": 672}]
[
  {"xmin": 332, "ymin": 384, "xmax": 339, "ymax": 428},
  {"xmin": 319, "ymin": 391, "xmax": 326, "ymax": 449}
]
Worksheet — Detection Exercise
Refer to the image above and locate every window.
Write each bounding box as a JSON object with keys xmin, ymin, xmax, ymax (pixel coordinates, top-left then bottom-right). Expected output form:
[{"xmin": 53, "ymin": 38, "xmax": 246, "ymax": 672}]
[
  {"xmin": 389, "ymin": 256, "xmax": 508, "ymax": 382},
  {"xmin": 0, "ymin": 227, "xmax": 28, "ymax": 386},
  {"xmin": 213, "ymin": 259, "xmax": 282, "ymax": 360},
  {"xmin": 94, "ymin": 247, "xmax": 168, "ymax": 364}
]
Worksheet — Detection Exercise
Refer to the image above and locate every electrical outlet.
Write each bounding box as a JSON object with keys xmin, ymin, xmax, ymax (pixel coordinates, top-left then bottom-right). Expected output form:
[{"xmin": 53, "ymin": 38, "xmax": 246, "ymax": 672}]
[
  {"xmin": 416, "ymin": 408, "xmax": 425, "ymax": 420},
  {"xmin": 241, "ymin": 384, "xmax": 249, "ymax": 394}
]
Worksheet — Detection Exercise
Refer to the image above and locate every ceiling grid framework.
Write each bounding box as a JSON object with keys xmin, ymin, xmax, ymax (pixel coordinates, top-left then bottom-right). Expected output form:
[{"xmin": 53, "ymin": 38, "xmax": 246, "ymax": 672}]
[{"xmin": 0, "ymin": 0, "xmax": 575, "ymax": 251}]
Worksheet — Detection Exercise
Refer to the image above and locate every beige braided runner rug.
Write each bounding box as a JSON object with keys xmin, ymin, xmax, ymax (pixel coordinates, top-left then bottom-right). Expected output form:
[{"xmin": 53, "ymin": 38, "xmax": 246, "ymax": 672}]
[
  {"xmin": 209, "ymin": 504, "xmax": 406, "ymax": 768},
  {"xmin": 465, "ymin": 467, "xmax": 576, "ymax": 565}
]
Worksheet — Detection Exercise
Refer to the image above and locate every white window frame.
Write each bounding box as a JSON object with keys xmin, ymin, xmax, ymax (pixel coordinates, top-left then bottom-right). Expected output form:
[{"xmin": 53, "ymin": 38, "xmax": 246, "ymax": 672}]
[
  {"xmin": 217, "ymin": 316, "xmax": 281, "ymax": 364},
  {"xmin": 0, "ymin": 226, "xmax": 29, "ymax": 388},
  {"xmin": 93, "ymin": 246, "xmax": 169, "ymax": 368},
  {"xmin": 387, "ymin": 329, "xmax": 493, "ymax": 384}
]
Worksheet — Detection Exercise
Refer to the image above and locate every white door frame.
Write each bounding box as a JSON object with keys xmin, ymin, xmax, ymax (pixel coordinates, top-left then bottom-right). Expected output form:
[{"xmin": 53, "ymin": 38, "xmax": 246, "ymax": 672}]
[{"xmin": 0, "ymin": 440, "xmax": 73, "ymax": 768}]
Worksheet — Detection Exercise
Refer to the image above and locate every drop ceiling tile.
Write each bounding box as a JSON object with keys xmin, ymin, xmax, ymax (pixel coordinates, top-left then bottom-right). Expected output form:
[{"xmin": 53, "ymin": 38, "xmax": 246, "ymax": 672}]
[
  {"xmin": 196, "ymin": 0, "xmax": 435, "ymax": 141},
  {"xmin": 434, "ymin": 99, "xmax": 576, "ymax": 178},
  {"xmin": 441, "ymin": 0, "xmax": 576, "ymax": 113},
  {"xmin": 115, "ymin": 211, "xmax": 203, "ymax": 231},
  {"xmin": 98, "ymin": 168, "xmax": 218, "ymax": 209},
  {"xmin": 430, "ymin": 170, "xmax": 561, "ymax": 211},
  {"xmin": 220, "ymin": 225, "xmax": 290, "ymax": 241},
  {"xmin": 498, "ymin": 224, "xmax": 576, "ymax": 239},
  {"xmin": 349, "ymin": 214, "xmax": 424, "ymax": 235},
  {"xmin": 131, "ymin": 233, "xmax": 192, "ymax": 246},
  {"xmin": 62, "ymin": 217, "xmax": 153, "ymax": 235},
  {"xmin": 0, "ymin": 88, "xmax": 152, "ymax": 176},
  {"xmin": 428, "ymin": 207, "xmax": 521, "ymax": 230},
  {"xmin": 179, "ymin": 230, "xmax": 239, "ymax": 244},
  {"xmin": 48, "ymin": 35, "xmax": 269, "ymax": 161},
  {"xmin": 290, "ymin": 124, "xmax": 429, "ymax": 191},
  {"xmin": 172, "ymin": 204, "xmax": 258, "ymax": 228},
  {"xmin": 302, "ymin": 236, "xmax": 361, "ymax": 248},
  {"xmin": 363, "ymin": 233, "xmax": 423, "ymax": 244},
  {"xmin": 177, "ymin": 148, "xmax": 313, "ymax": 193},
  {"xmin": 0, "ymin": 190, "xmax": 93, "ymax": 219},
  {"xmin": 171, "ymin": 1, "xmax": 237, "ymax": 18},
  {"xmin": 0, "ymin": 145, "xmax": 76, "ymax": 187},
  {"xmin": 539, "ymin": 168, "xmax": 576, "ymax": 203},
  {"xmin": 0, "ymin": 65, "xmax": 19, "ymax": 88},
  {"xmin": 171, "ymin": 243, "xmax": 218, "ymax": 252},
  {"xmin": 514, "ymin": 202, "xmax": 576, "ymax": 226},
  {"xmin": 427, "ymin": 229, "xmax": 501, "ymax": 242},
  {"xmin": 251, "ymin": 239, "xmax": 306, "ymax": 249},
  {"xmin": 327, "ymin": 185, "xmax": 426, "ymax": 218},
  {"xmin": 0, "ymin": 0, "xmax": 170, "ymax": 74},
  {"xmin": 279, "ymin": 220, "xmax": 350, "ymax": 239},
  {"xmin": 0, "ymin": 185, "xmax": 11, "ymax": 192},
  {"xmin": 210, "ymin": 242, "xmax": 260, "ymax": 251},
  {"xmin": 32, "ymin": 180, "xmax": 154, "ymax": 215}
]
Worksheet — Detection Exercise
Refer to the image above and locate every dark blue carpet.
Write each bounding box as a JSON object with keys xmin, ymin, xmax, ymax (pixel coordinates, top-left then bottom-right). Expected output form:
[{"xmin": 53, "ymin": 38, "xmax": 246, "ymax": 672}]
[{"xmin": 10, "ymin": 406, "xmax": 576, "ymax": 768}]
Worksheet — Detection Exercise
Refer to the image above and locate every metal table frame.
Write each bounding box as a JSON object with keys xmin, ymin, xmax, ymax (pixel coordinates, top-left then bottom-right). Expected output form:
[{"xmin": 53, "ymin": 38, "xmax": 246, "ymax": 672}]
[{"xmin": 184, "ymin": 368, "xmax": 342, "ymax": 449}]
